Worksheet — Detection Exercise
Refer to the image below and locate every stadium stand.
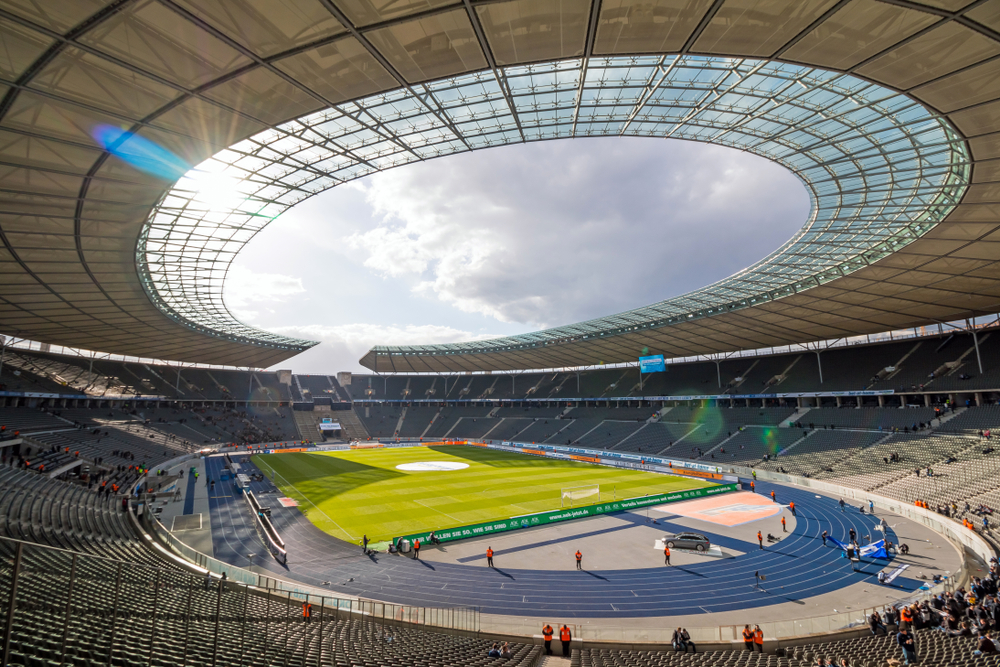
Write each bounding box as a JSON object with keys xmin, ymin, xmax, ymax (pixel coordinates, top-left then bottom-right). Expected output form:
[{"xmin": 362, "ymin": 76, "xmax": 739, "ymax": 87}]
[
  {"xmin": 543, "ymin": 419, "xmax": 603, "ymax": 445},
  {"xmin": 938, "ymin": 406, "xmax": 1000, "ymax": 434},
  {"xmin": 791, "ymin": 407, "xmax": 938, "ymax": 431},
  {"xmin": 577, "ymin": 628, "xmax": 1000, "ymax": 667},
  {"xmin": 509, "ymin": 418, "xmax": 569, "ymax": 444},
  {"xmin": 756, "ymin": 430, "xmax": 887, "ymax": 477},
  {"xmin": 814, "ymin": 432, "xmax": 973, "ymax": 492},
  {"xmin": 577, "ymin": 421, "xmax": 646, "ymax": 451},
  {"xmin": 357, "ymin": 404, "xmax": 404, "ymax": 439},
  {"xmin": 0, "ymin": 535, "xmax": 540, "ymax": 667},
  {"xmin": 480, "ymin": 418, "xmax": 535, "ymax": 441},
  {"xmin": 0, "ymin": 407, "xmax": 73, "ymax": 434},
  {"xmin": 698, "ymin": 427, "xmax": 804, "ymax": 466},
  {"xmin": 422, "ymin": 407, "xmax": 493, "ymax": 439}
]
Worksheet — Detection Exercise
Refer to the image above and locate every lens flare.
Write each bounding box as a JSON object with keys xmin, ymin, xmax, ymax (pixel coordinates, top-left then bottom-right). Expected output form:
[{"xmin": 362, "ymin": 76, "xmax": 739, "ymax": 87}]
[
  {"xmin": 91, "ymin": 124, "xmax": 189, "ymax": 180},
  {"xmin": 685, "ymin": 403, "xmax": 725, "ymax": 445}
]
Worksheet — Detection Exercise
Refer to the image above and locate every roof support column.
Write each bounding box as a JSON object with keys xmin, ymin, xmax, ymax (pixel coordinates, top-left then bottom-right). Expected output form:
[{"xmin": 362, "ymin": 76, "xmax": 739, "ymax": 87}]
[{"xmin": 968, "ymin": 319, "xmax": 984, "ymax": 375}]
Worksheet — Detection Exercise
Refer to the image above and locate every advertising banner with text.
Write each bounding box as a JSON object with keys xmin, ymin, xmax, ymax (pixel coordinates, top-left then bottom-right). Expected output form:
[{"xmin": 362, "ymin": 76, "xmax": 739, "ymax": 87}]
[{"xmin": 394, "ymin": 483, "xmax": 737, "ymax": 547}]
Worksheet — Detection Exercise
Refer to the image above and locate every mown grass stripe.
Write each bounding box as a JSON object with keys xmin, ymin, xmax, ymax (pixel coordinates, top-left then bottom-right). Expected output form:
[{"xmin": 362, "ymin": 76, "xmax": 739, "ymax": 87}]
[{"xmin": 254, "ymin": 445, "xmax": 711, "ymax": 543}]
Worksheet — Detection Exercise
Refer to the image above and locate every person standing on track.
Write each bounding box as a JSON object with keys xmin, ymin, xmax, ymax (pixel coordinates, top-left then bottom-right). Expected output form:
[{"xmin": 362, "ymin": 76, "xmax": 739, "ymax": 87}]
[
  {"xmin": 839, "ymin": 498, "xmax": 846, "ymax": 512},
  {"xmin": 362, "ymin": 534, "xmax": 368, "ymax": 553},
  {"xmin": 664, "ymin": 545, "xmax": 671, "ymax": 566},
  {"xmin": 750, "ymin": 481, "xmax": 755, "ymax": 493},
  {"xmin": 542, "ymin": 624, "xmax": 554, "ymax": 655},
  {"xmin": 781, "ymin": 516, "xmax": 786, "ymax": 532},
  {"xmin": 742, "ymin": 625, "xmax": 754, "ymax": 651},
  {"xmin": 560, "ymin": 625, "xmax": 572, "ymax": 658},
  {"xmin": 757, "ymin": 531, "xmax": 763, "ymax": 549},
  {"xmin": 789, "ymin": 501, "xmax": 796, "ymax": 517},
  {"xmin": 487, "ymin": 546, "xmax": 494, "ymax": 567},
  {"xmin": 770, "ymin": 490, "xmax": 776, "ymax": 502},
  {"xmin": 575, "ymin": 550, "xmax": 583, "ymax": 570},
  {"xmin": 413, "ymin": 538, "xmax": 420, "ymax": 559},
  {"xmin": 822, "ymin": 530, "xmax": 828, "ymax": 546}
]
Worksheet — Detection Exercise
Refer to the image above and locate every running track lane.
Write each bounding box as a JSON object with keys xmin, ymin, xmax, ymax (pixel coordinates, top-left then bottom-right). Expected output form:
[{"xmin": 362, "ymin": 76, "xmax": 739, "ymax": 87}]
[{"xmin": 203, "ymin": 456, "xmax": 923, "ymax": 618}]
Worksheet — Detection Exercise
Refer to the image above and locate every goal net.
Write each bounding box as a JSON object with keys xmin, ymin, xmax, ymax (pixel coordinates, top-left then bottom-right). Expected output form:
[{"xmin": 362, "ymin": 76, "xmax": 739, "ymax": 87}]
[{"xmin": 561, "ymin": 484, "xmax": 600, "ymax": 508}]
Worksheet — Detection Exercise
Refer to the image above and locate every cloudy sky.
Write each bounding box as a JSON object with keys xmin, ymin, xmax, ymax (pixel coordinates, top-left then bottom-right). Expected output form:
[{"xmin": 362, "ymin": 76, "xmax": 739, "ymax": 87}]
[{"xmin": 226, "ymin": 137, "xmax": 810, "ymax": 374}]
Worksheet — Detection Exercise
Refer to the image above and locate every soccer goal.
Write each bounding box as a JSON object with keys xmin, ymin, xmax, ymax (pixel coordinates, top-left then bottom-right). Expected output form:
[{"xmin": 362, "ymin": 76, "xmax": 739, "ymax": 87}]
[{"xmin": 561, "ymin": 484, "xmax": 600, "ymax": 508}]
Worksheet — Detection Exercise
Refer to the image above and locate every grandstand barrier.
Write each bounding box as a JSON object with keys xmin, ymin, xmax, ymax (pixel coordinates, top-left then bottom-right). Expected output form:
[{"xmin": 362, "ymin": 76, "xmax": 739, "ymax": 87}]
[
  {"xmin": 393, "ymin": 484, "xmax": 738, "ymax": 548},
  {"xmin": 244, "ymin": 489, "xmax": 287, "ymax": 564},
  {"xmin": 350, "ymin": 389, "xmax": 896, "ymax": 405}
]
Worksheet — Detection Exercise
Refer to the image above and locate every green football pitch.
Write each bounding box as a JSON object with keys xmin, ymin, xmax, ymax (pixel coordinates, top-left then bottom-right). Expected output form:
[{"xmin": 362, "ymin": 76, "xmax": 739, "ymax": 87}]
[{"xmin": 252, "ymin": 445, "xmax": 714, "ymax": 545}]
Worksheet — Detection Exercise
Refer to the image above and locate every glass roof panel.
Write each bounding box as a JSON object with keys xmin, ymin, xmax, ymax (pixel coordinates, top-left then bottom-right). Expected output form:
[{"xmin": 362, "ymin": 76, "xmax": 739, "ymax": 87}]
[{"xmin": 140, "ymin": 55, "xmax": 969, "ymax": 355}]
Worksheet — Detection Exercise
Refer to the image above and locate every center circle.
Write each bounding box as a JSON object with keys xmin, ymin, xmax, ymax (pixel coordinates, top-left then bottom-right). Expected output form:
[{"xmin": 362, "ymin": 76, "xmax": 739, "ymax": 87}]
[{"xmin": 396, "ymin": 461, "xmax": 470, "ymax": 472}]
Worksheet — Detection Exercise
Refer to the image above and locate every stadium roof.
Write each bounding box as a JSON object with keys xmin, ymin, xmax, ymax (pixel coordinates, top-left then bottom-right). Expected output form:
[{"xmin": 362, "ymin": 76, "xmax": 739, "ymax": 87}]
[{"xmin": 1, "ymin": 1, "xmax": 999, "ymax": 371}]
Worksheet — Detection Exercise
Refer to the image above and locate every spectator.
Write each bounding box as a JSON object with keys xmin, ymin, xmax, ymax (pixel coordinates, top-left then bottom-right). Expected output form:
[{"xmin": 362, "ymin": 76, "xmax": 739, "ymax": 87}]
[
  {"xmin": 976, "ymin": 631, "xmax": 998, "ymax": 655},
  {"xmin": 870, "ymin": 610, "xmax": 887, "ymax": 636},
  {"xmin": 499, "ymin": 642, "xmax": 511, "ymax": 658},
  {"xmin": 896, "ymin": 627, "xmax": 917, "ymax": 664},
  {"xmin": 672, "ymin": 627, "xmax": 689, "ymax": 653},
  {"xmin": 487, "ymin": 643, "xmax": 500, "ymax": 658}
]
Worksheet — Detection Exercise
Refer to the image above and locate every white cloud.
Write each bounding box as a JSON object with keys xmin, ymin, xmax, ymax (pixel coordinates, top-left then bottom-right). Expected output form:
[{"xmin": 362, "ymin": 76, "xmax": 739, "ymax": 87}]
[
  {"xmin": 340, "ymin": 137, "xmax": 809, "ymax": 328},
  {"xmin": 232, "ymin": 137, "xmax": 809, "ymax": 373},
  {"xmin": 223, "ymin": 265, "xmax": 305, "ymax": 321}
]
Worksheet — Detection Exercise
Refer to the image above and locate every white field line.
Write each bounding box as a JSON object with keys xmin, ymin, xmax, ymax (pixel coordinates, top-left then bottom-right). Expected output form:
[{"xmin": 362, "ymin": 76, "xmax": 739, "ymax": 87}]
[{"xmin": 413, "ymin": 498, "xmax": 463, "ymax": 524}]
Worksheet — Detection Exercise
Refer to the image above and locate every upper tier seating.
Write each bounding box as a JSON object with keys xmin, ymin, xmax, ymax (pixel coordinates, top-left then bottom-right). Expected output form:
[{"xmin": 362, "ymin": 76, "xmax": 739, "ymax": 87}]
[
  {"xmin": 793, "ymin": 407, "xmax": 938, "ymax": 431},
  {"xmin": 938, "ymin": 405, "xmax": 1000, "ymax": 434}
]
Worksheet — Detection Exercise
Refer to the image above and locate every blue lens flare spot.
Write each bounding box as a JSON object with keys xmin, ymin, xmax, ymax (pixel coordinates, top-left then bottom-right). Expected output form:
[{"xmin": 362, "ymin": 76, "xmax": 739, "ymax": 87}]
[{"xmin": 92, "ymin": 124, "xmax": 188, "ymax": 180}]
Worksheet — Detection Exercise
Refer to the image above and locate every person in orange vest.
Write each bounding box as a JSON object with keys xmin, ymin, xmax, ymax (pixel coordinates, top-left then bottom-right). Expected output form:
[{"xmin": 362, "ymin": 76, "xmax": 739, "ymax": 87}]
[
  {"xmin": 753, "ymin": 625, "xmax": 763, "ymax": 652},
  {"xmin": 770, "ymin": 490, "xmax": 776, "ymax": 502},
  {"xmin": 742, "ymin": 625, "xmax": 754, "ymax": 651},
  {"xmin": 750, "ymin": 481, "xmax": 755, "ymax": 493},
  {"xmin": 757, "ymin": 531, "xmax": 763, "ymax": 549},
  {"xmin": 899, "ymin": 605, "xmax": 913, "ymax": 630},
  {"xmin": 575, "ymin": 550, "xmax": 582, "ymax": 570},
  {"xmin": 302, "ymin": 601, "xmax": 312, "ymax": 623},
  {"xmin": 559, "ymin": 625, "xmax": 572, "ymax": 657},
  {"xmin": 781, "ymin": 516, "xmax": 786, "ymax": 532},
  {"xmin": 789, "ymin": 501, "xmax": 796, "ymax": 517},
  {"xmin": 664, "ymin": 545, "xmax": 671, "ymax": 566},
  {"xmin": 413, "ymin": 538, "xmax": 420, "ymax": 559},
  {"xmin": 542, "ymin": 624, "xmax": 554, "ymax": 655},
  {"xmin": 487, "ymin": 546, "xmax": 494, "ymax": 568}
]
